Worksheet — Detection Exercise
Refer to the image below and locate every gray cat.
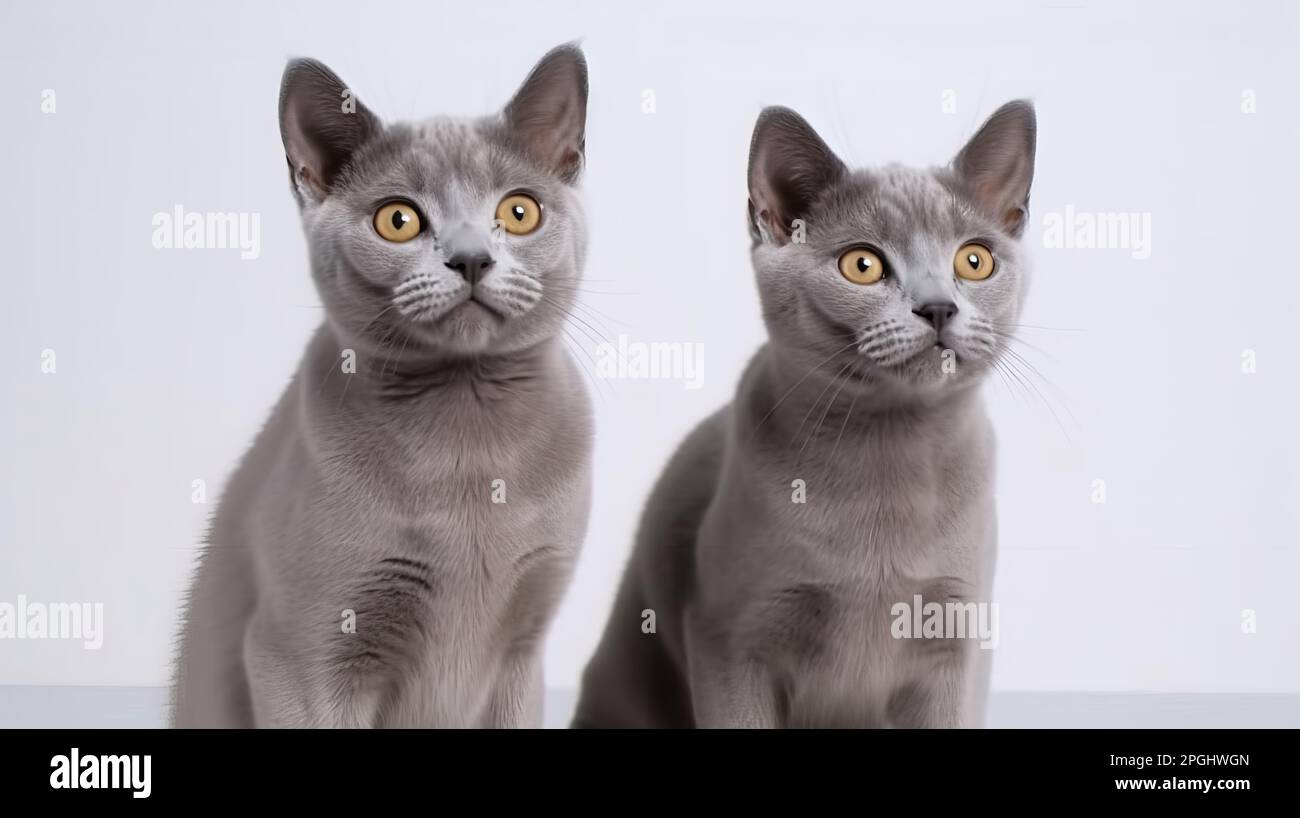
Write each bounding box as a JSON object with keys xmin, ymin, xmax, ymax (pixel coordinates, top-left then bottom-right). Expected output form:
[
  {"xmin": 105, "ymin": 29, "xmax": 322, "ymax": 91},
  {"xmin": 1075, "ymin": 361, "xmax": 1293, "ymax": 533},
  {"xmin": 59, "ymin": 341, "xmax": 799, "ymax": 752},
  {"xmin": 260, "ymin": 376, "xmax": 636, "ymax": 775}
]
[
  {"xmin": 574, "ymin": 101, "xmax": 1035, "ymax": 728},
  {"xmin": 173, "ymin": 45, "xmax": 593, "ymax": 727}
]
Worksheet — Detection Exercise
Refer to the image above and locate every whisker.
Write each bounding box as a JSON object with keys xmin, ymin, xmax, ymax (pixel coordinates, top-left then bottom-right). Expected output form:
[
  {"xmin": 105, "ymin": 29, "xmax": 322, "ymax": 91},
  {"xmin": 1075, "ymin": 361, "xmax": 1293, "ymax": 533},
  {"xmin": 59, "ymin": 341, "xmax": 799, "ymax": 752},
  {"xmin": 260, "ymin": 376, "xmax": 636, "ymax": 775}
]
[
  {"xmin": 790, "ymin": 359, "xmax": 855, "ymax": 452},
  {"xmin": 377, "ymin": 323, "xmax": 405, "ymax": 382},
  {"xmin": 988, "ymin": 325, "xmax": 1057, "ymax": 360},
  {"xmin": 542, "ymin": 295, "xmax": 643, "ymax": 377},
  {"xmin": 830, "ymin": 383, "xmax": 861, "ymax": 466},
  {"xmin": 999, "ymin": 354, "xmax": 1073, "ymax": 442},
  {"xmin": 314, "ymin": 357, "xmax": 339, "ymax": 398},
  {"xmin": 749, "ymin": 338, "xmax": 861, "ymax": 442},
  {"xmin": 358, "ymin": 304, "xmax": 399, "ymax": 338},
  {"xmin": 797, "ymin": 360, "xmax": 856, "ymax": 468},
  {"xmin": 539, "ymin": 281, "xmax": 638, "ymax": 296},
  {"xmin": 564, "ymin": 297, "xmax": 629, "ymax": 331},
  {"xmin": 559, "ymin": 324, "xmax": 612, "ymax": 403},
  {"xmin": 990, "ymin": 358, "xmax": 1027, "ymax": 405},
  {"xmin": 988, "ymin": 358, "xmax": 1018, "ymax": 400},
  {"xmin": 384, "ymin": 324, "xmax": 414, "ymax": 379},
  {"xmin": 999, "ymin": 322, "xmax": 1086, "ymax": 333},
  {"xmin": 563, "ymin": 306, "xmax": 615, "ymax": 350},
  {"xmin": 999, "ymin": 345, "xmax": 1078, "ymax": 425},
  {"xmin": 539, "ymin": 294, "xmax": 602, "ymax": 347}
]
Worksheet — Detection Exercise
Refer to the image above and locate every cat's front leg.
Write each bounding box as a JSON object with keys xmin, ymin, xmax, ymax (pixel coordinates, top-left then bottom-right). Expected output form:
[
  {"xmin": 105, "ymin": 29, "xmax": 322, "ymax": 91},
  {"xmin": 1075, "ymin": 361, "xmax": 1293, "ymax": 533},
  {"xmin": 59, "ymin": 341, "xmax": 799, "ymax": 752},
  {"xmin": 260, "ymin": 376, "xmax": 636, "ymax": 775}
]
[
  {"xmin": 482, "ymin": 542, "xmax": 577, "ymax": 728},
  {"xmin": 887, "ymin": 648, "xmax": 977, "ymax": 729},
  {"xmin": 685, "ymin": 615, "xmax": 781, "ymax": 729},
  {"xmin": 485, "ymin": 650, "xmax": 544, "ymax": 728},
  {"xmin": 243, "ymin": 610, "xmax": 383, "ymax": 728}
]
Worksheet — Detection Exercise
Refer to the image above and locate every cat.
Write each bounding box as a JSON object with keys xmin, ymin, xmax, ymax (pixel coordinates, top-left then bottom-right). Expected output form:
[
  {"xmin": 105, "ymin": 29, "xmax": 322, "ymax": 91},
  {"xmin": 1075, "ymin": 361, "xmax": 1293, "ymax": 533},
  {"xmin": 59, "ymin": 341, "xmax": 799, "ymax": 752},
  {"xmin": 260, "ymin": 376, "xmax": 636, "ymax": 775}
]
[
  {"xmin": 574, "ymin": 100, "xmax": 1035, "ymax": 728},
  {"xmin": 173, "ymin": 44, "xmax": 593, "ymax": 727}
]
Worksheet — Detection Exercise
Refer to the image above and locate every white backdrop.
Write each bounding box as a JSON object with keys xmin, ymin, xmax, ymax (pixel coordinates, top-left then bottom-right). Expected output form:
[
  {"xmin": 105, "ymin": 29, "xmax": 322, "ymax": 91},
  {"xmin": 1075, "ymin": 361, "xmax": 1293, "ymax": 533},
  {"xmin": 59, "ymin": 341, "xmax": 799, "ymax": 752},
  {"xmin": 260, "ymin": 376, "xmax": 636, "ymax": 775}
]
[{"xmin": 1, "ymin": 0, "xmax": 1297, "ymax": 694}]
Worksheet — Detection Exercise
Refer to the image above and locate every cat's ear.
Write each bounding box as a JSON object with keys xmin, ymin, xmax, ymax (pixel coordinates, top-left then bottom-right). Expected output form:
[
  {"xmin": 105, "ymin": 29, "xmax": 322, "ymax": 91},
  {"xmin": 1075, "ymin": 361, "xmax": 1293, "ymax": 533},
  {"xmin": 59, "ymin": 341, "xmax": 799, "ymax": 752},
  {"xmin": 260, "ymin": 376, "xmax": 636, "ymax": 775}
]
[
  {"xmin": 952, "ymin": 100, "xmax": 1036, "ymax": 237},
  {"xmin": 747, "ymin": 107, "xmax": 847, "ymax": 245},
  {"xmin": 502, "ymin": 43, "xmax": 588, "ymax": 184},
  {"xmin": 279, "ymin": 58, "xmax": 381, "ymax": 202},
  {"xmin": 501, "ymin": 44, "xmax": 590, "ymax": 183}
]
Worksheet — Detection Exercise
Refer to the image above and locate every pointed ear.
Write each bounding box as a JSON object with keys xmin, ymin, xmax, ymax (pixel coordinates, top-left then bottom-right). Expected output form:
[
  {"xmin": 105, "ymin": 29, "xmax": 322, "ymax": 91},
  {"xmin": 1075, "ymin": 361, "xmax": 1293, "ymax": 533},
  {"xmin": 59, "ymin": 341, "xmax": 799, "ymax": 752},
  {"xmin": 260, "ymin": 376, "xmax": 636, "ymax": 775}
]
[
  {"xmin": 747, "ymin": 107, "xmax": 847, "ymax": 245},
  {"xmin": 502, "ymin": 44, "xmax": 588, "ymax": 183},
  {"xmin": 952, "ymin": 100, "xmax": 1036, "ymax": 237},
  {"xmin": 279, "ymin": 58, "xmax": 381, "ymax": 202}
]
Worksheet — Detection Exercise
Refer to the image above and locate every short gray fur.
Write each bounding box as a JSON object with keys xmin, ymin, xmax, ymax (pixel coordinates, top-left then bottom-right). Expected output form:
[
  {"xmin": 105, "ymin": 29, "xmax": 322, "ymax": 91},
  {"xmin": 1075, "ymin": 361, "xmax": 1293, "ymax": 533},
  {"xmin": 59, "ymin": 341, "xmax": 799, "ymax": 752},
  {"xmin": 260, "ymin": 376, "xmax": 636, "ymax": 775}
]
[
  {"xmin": 173, "ymin": 45, "xmax": 593, "ymax": 727},
  {"xmin": 575, "ymin": 101, "xmax": 1037, "ymax": 728}
]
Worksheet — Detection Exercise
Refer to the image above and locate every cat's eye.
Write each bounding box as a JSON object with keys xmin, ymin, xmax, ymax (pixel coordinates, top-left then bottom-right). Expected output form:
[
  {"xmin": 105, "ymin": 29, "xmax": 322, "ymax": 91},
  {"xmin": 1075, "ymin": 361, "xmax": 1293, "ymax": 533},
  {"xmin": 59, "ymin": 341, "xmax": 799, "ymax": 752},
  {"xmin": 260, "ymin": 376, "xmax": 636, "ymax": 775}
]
[
  {"xmin": 838, "ymin": 247, "xmax": 886, "ymax": 285},
  {"xmin": 374, "ymin": 202, "xmax": 422, "ymax": 243},
  {"xmin": 495, "ymin": 193, "xmax": 542, "ymax": 235},
  {"xmin": 954, "ymin": 242, "xmax": 995, "ymax": 281}
]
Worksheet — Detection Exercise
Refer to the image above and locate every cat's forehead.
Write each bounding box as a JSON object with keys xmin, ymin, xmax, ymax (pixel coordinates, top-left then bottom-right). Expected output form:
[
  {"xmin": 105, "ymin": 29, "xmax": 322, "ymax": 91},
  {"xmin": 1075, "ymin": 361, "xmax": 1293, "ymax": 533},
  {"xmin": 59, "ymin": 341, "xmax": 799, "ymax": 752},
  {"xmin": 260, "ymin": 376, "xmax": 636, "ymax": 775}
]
[
  {"xmin": 822, "ymin": 163, "xmax": 984, "ymax": 244},
  {"xmin": 409, "ymin": 117, "xmax": 493, "ymax": 165},
  {"xmin": 346, "ymin": 116, "xmax": 537, "ymax": 202}
]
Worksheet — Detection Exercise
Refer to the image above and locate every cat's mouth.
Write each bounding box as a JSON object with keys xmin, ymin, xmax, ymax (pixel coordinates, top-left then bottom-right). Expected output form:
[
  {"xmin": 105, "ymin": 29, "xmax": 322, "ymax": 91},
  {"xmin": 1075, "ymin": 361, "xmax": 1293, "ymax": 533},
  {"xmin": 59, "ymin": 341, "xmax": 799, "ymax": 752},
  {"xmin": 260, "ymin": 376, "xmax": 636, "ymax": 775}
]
[
  {"xmin": 453, "ymin": 297, "xmax": 506, "ymax": 322},
  {"xmin": 863, "ymin": 339, "xmax": 976, "ymax": 385},
  {"xmin": 891, "ymin": 344, "xmax": 949, "ymax": 367},
  {"xmin": 402, "ymin": 296, "xmax": 507, "ymax": 352},
  {"xmin": 392, "ymin": 289, "xmax": 509, "ymax": 352},
  {"xmin": 425, "ymin": 298, "xmax": 507, "ymax": 341},
  {"xmin": 401, "ymin": 293, "xmax": 506, "ymax": 327}
]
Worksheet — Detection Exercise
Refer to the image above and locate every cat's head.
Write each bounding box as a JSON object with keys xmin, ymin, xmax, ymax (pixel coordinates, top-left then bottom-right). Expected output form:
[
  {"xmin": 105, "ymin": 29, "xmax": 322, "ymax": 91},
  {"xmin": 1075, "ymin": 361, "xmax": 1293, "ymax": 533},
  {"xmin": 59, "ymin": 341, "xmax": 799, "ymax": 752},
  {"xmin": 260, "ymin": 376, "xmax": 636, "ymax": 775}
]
[
  {"xmin": 747, "ymin": 101, "xmax": 1036, "ymax": 400},
  {"xmin": 279, "ymin": 44, "xmax": 588, "ymax": 360}
]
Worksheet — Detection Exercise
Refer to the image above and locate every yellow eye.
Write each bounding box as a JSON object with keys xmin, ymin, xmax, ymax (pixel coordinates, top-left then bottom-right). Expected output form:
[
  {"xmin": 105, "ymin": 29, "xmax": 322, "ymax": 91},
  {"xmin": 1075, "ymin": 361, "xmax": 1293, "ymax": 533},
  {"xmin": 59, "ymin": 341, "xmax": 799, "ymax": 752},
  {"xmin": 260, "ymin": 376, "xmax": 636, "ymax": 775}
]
[
  {"xmin": 954, "ymin": 243, "xmax": 995, "ymax": 281},
  {"xmin": 838, "ymin": 247, "xmax": 886, "ymax": 285},
  {"xmin": 373, "ymin": 202, "xmax": 422, "ymax": 243},
  {"xmin": 495, "ymin": 193, "xmax": 542, "ymax": 235}
]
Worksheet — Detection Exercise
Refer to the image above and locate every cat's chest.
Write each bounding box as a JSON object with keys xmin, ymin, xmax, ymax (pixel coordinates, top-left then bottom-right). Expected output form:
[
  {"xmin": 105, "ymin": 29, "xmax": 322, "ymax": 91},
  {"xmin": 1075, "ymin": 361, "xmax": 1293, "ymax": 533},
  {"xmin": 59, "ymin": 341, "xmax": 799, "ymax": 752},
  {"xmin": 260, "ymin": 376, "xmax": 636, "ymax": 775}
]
[
  {"xmin": 759, "ymin": 455, "xmax": 953, "ymax": 565},
  {"xmin": 313, "ymin": 388, "xmax": 579, "ymax": 516},
  {"xmin": 756, "ymin": 575, "xmax": 980, "ymax": 726},
  {"xmin": 768, "ymin": 417, "xmax": 990, "ymax": 558},
  {"xmin": 330, "ymin": 522, "xmax": 566, "ymax": 692}
]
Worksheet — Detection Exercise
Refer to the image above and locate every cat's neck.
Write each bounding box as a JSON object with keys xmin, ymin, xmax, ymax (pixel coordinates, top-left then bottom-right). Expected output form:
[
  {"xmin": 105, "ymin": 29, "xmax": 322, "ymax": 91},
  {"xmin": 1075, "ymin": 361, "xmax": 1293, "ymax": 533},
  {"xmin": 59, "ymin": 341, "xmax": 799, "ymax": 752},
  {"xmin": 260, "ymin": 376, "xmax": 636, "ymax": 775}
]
[
  {"xmin": 761, "ymin": 343, "xmax": 982, "ymax": 424},
  {"xmin": 741, "ymin": 344, "xmax": 989, "ymax": 484},
  {"xmin": 305, "ymin": 322, "xmax": 562, "ymax": 403}
]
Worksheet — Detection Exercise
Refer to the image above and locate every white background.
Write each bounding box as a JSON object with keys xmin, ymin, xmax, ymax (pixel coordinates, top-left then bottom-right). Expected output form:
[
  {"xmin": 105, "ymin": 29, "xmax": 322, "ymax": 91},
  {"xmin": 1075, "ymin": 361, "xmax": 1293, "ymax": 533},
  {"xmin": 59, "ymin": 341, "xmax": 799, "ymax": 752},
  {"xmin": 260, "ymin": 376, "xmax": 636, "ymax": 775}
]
[{"xmin": 1, "ymin": 0, "xmax": 1297, "ymax": 695}]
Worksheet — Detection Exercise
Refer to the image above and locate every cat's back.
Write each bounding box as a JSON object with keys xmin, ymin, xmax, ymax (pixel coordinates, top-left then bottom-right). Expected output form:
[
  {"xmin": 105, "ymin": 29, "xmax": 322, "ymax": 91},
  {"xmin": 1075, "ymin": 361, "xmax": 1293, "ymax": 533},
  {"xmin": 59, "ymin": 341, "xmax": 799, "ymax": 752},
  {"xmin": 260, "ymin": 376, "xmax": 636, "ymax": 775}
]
[
  {"xmin": 173, "ymin": 359, "xmax": 307, "ymax": 726},
  {"xmin": 636, "ymin": 403, "xmax": 730, "ymax": 602},
  {"xmin": 572, "ymin": 400, "xmax": 728, "ymax": 726},
  {"xmin": 634, "ymin": 346, "xmax": 773, "ymax": 592}
]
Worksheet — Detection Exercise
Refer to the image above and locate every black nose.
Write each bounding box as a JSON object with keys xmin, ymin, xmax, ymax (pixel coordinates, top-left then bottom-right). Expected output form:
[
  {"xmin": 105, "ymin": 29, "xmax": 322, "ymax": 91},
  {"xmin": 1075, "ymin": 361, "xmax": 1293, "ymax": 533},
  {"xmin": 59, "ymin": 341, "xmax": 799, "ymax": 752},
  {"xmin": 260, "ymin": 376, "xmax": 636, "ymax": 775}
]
[
  {"xmin": 445, "ymin": 252, "xmax": 495, "ymax": 284},
  {"xmin": 913, "ymin": 301, "xmax": 958, "ymax": 333}
]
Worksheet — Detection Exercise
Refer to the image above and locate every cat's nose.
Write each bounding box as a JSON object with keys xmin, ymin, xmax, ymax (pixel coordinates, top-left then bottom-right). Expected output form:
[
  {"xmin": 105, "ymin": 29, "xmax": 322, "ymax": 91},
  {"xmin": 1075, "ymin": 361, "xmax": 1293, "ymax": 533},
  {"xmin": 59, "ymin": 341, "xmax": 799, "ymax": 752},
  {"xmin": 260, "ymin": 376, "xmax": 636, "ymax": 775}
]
[
  {"xmin": 445, "ymin": 252, "xmax": 495, "ymax": 285},
  {"xmin": 913, "ymin": 301, "xmax": 958, "ymax": 333}
]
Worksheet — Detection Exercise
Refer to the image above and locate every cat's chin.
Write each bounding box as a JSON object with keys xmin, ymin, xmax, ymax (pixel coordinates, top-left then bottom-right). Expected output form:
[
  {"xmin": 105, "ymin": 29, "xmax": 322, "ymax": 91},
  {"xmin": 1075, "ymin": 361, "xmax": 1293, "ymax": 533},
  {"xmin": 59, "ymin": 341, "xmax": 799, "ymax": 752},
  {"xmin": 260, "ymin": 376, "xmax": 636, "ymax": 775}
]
[
  {"xmin": 411, "ymin": 300, "xmax": 506, "ymax": 353},
  {"xmin": 878, "ymin": 345, "xmax": 992, "ymax": 392}
]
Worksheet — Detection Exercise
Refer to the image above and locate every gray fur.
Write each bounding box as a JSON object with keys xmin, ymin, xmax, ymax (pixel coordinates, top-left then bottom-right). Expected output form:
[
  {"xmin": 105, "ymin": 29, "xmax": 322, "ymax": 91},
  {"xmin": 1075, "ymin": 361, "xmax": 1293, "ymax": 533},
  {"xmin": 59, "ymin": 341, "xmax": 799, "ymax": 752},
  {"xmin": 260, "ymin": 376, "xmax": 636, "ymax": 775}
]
[
  {"xmin": 574, "ymin": 101, "xmax": 1036, "ymax": 728},
  {"xmin": 173, "ymin": 44, "xmax": 592, "ymax": 727}
]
